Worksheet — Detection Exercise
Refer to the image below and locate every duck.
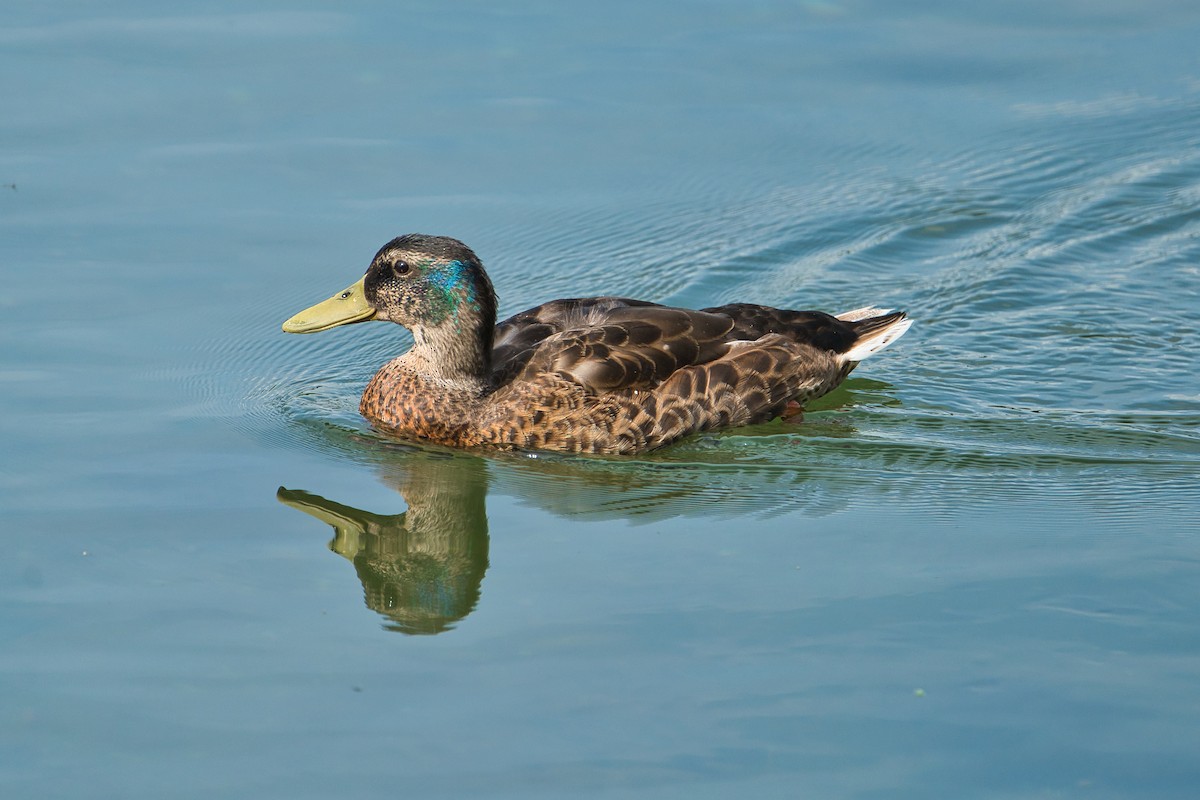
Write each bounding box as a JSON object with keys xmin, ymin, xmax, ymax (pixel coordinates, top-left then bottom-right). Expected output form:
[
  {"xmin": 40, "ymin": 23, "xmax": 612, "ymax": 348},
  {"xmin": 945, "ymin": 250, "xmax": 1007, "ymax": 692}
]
[{"xmin": 282, "ymin": 234, "xmax": 912, "ymax": 454}]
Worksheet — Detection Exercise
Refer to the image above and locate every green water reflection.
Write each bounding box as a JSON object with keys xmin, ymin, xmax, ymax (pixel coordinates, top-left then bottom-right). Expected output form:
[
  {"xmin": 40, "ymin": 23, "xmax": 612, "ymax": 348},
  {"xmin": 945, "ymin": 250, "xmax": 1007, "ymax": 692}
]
[{"xmin": 279, "ymin": 455, "xmax": 490, "ymax": 635}]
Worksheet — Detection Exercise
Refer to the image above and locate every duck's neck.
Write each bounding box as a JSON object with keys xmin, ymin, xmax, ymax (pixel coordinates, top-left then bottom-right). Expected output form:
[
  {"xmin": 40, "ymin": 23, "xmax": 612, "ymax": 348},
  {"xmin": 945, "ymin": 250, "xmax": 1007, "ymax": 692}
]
[{"xmin": 404, "ymin": 318, "xmax": 493, "ymax": 392}]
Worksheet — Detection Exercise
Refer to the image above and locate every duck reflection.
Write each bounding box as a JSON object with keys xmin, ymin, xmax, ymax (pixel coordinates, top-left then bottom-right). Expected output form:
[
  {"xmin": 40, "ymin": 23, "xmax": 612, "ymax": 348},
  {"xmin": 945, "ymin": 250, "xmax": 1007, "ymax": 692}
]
[
  {"xmin": 278, "ymin": 454, "xmax": 488, "ymax": 635},
  {"xmin": 278, "ymin": 378, "xmax": 901, "ymax": 635}
]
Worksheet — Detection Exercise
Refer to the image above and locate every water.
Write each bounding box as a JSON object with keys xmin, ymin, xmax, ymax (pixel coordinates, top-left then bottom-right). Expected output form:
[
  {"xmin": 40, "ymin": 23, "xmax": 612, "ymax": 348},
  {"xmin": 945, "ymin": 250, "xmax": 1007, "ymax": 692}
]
[{"xmin": 3, "ymin": 2, "xmax": 1199, "ymax": 797}]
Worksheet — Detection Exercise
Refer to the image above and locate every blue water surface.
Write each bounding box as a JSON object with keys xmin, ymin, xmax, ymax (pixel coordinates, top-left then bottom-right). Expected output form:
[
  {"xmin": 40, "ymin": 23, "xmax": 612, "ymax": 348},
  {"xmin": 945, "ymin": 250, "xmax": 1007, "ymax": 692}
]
[{"xmin": 2, "ymin": 2, "xmax": 1199, "ymax": 798}]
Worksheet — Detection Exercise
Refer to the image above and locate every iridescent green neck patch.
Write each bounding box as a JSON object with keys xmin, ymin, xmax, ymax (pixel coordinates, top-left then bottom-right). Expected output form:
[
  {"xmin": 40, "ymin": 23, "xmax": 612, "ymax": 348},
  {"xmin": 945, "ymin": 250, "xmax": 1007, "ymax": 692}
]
[{"xmin": 422, "ymin": 259, "xmax": 479, "ymax": 325}]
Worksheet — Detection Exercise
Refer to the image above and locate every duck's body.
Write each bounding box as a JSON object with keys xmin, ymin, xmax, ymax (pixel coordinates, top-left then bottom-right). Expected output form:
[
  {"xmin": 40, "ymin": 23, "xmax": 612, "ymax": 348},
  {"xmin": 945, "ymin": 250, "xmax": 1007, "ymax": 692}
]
[{"xmin": 283, "ymin": 235, "xmax": 911, "ymax": 454}]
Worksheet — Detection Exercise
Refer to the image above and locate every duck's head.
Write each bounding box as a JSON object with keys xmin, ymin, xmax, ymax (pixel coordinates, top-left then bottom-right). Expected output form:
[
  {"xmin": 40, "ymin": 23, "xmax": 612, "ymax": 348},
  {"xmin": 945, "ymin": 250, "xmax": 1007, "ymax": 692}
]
[{"xmin": 283, "ymin": 235, "xmax": 499, "ymax": 377}]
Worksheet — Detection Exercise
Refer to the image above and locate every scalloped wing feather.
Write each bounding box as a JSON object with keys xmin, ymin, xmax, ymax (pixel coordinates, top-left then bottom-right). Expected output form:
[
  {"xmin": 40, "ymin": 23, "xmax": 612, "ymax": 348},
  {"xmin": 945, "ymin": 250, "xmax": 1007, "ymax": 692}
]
[
  {"xmin": 477, "ymin": 334, "xmax": 845, "ymax": 453},
  {"xmin": 464, "ymin": 298, "xmax": 912, "ymax": 453},
  {"xmin": 496, "ymin": 303, "xmax": 737, "ymax": 393}
]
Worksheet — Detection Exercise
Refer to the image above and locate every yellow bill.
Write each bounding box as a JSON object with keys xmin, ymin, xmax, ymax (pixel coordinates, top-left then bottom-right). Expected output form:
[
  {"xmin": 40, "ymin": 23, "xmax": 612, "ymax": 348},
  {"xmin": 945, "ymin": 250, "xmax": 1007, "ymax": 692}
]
[{"xmin": 282, "ymin": 277, "xmax": 375, "ymax": 333}]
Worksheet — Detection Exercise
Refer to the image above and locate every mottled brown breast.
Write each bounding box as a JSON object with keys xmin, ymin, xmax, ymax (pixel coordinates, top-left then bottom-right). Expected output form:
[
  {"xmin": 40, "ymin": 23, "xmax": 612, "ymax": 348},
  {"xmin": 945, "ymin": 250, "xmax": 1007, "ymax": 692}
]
[{"xmin": 360, "ymin": 359, "xmax": 486, "ymax": 447}]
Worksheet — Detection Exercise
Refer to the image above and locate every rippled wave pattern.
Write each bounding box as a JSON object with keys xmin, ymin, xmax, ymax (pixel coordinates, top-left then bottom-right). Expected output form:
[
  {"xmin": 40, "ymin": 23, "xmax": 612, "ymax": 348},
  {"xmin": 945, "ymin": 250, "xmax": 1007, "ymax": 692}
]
[{"xmin": 212, "ymin": 98, "xmax": 1200, "ymax": 526}]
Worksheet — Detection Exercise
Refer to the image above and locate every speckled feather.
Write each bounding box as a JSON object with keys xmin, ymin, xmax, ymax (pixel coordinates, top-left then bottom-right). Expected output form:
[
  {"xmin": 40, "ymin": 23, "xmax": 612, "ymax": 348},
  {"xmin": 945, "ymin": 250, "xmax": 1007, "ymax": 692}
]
[{"xmin": 330, "ymin": 235, "xmax": 912, "ymax": 454}]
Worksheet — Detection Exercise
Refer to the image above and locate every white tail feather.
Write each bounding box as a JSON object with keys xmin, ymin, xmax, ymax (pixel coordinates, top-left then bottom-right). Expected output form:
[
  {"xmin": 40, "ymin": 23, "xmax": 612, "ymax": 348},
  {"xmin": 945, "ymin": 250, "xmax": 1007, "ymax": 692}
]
[
  {"xmin": 841, "ymin": 314, "xmax": 912, "ymax": 362},
  {"xmin": 836, "ymin": 306, "xmax": 893, "ymax": 322}
]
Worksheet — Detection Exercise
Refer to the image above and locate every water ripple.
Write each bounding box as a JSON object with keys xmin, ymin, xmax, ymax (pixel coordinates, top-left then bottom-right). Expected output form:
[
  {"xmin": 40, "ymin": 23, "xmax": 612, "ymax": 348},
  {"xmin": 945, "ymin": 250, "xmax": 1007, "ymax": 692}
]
[{"xmin": 177, "ymin": 97, "xmax": 1200, "ymax": 528}]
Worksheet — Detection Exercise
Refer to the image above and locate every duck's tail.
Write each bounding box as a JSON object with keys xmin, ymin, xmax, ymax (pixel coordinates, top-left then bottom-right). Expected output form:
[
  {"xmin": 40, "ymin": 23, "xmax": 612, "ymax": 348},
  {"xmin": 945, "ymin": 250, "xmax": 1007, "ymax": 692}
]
[{"xmin": 836, "ymin": 307, "xmax": 912, "ymax": 362}]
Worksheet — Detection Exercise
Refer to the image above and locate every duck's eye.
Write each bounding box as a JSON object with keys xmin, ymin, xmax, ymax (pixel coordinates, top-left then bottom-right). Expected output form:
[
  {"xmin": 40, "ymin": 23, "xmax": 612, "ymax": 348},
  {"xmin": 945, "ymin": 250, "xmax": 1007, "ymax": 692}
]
[{"xmin": 394, "ymin": 260, "xmax": 410, "ymax": 275}]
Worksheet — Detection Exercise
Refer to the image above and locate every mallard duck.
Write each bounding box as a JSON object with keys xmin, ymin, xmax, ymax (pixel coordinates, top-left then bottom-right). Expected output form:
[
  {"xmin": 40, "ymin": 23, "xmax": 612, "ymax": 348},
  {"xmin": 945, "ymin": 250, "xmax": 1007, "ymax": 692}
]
[{"xmin": 283, "ymin": 234, "xmax": 911, "ymax": 454}]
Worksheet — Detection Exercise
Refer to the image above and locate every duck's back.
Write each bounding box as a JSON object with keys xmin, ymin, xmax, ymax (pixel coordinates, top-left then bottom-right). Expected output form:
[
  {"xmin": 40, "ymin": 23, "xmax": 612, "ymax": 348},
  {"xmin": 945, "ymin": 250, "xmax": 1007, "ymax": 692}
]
[{"xmin": 476, "ymin": 297, "xmax": 909, "ymax": 454}]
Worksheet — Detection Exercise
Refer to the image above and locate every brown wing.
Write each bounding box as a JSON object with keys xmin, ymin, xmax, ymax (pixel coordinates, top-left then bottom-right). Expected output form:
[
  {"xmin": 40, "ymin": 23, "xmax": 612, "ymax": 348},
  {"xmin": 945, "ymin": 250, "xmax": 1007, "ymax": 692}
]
[
  {"xmin": 478, "ymin": 333, "xmax": 844, "ymax": 453},
  {"xmin": 491, "ymin": 299, "xmax": 738, "ymax": 392},
  {"xmin": 478, "ymin": 298, "xmax": 907, "ymax": 453},
  {"xmin": 513, "ymin": 305, "xmax": 738, "ymax": 392},
  {"xmin": 490, "ymin": 297, "xmax": 659, "ymax": 384}
]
